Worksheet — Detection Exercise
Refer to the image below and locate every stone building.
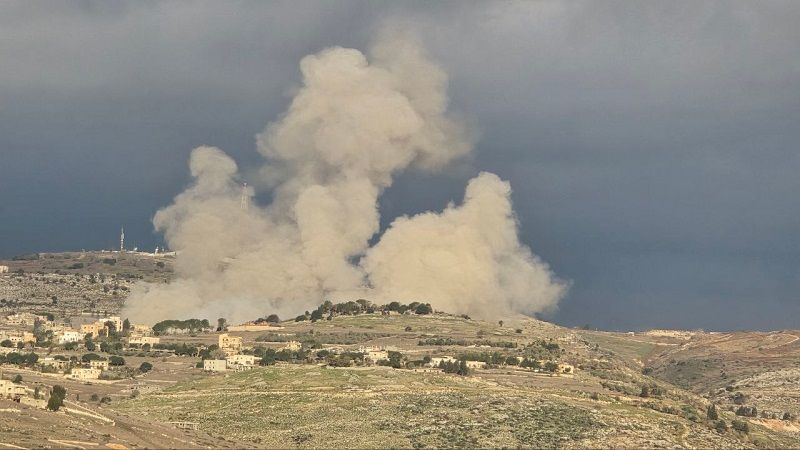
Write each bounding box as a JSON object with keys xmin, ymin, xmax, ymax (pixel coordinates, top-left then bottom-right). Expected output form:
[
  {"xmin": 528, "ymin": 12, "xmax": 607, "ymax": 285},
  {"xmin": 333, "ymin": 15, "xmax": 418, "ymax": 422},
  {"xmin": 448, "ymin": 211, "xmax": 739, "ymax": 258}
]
[{"xmin": 218, "ymin": 333, "xmax": 242, "ymax": 355}]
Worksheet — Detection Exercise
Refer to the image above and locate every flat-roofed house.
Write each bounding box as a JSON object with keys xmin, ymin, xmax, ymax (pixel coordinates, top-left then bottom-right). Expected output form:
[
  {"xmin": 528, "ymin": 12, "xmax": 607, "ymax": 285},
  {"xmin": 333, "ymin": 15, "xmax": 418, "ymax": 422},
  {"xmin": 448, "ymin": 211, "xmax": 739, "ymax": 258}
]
[{"xmin": 203, "ymin": 359, "xmax": 227, "ymax": 372}]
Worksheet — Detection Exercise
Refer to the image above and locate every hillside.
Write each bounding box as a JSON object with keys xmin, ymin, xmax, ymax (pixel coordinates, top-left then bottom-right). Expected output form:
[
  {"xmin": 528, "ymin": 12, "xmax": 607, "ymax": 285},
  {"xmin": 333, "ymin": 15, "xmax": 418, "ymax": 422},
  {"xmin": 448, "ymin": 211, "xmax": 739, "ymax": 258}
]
[{"xmin": 0, "ymin": 252, "xmax": 798, "ymax": 448}]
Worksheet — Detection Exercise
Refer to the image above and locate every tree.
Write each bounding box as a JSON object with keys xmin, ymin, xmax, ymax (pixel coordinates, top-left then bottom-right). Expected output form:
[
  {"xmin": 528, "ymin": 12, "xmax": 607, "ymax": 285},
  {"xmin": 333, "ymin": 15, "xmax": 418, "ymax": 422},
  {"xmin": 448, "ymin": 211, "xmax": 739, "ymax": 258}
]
[
  {"xmin": 640, "ymin": 385, "xmax": 650, "ymax": 398},
  {"xmin": 783, "ymin": 412, "xmax": 793, "ymax": 421},
  {"xmin": 85, "ymin": 341, "xmax": 96, "ymax": 351},
  {"xmin": 714, "ymin": 420, "xmax": 728, "ymax": 433},
  {"xmin": 265, "ymin": 314, "xmax": 280, "ymax": 323},
  {"xmin": 47, "ymin": 394, "xmax": 63, "ymax": 411},
  {"xmin": 543, "ymin": 361, "xmax": 559, "ymax": 373},
  {"xmin": 122, "ymin": 318, "xmax": 131, "ymax": 333},
  {"xmin": 109, "ymin": 356, "xmax": 125, "ymax": 366},
  {"xmin": 12, "ymin": 374, "xmax": 22, "ymax": 384},
  {"xmin": 707, "ymin": 404, "xmax": 719, "ymax": 421},
  {"xmin": 457, "ymin": 360, "xmax": 470, "ymax": 376},
  {"xmin": 138, "ymin": 362, "xmax": 153, "ymax": 373},
  {"xmin": 388, "ymin": 351, "xmax": 403, "ymax": 369},
  {"xmin": 217, "ymin": 317, "xmax": 227, "ymax": 332},
  {"xmin": 82, "ymin": 353, "xmax": 102, "ymax": 362},
  {"xmin": 387, "ymin": 301, "xmax": 401, "ymax": 312},
  {"xmin": 0, "ymin": 340, "xmax": 12, "ymax": 348},
  {"xmin": 414, "ymin": 303, "xmax": 433, "ymax": 315},
  {"xmin": 310, "ymin": 309, "xmax": 324, "ymax": 322},
  {"xmin": 498, "ymin": 320, "xmax": 504, "ymax": 327},
  {"xmin": 48, "ymin": 385, "xmax": 66, "ymax": 411}
]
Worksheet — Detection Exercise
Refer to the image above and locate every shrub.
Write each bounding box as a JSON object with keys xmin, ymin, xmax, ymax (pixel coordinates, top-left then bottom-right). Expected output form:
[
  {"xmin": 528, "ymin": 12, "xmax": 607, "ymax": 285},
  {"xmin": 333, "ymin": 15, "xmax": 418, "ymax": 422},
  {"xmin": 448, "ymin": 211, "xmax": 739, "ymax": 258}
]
[
  {"xmin": 138, "ymin": 362, "xmax": 153, "ymax": 373},
  {"xmin": 109, "ymin": 356, "xmax": 125, "ymax": 366},
  {"xmin": 707, "ymin": 404, "xmax": 719, "ymax": 420},
  {"xmin": 714, "ymin": 420, "xmax": 728, "ymax": 433},
  {"xmin": 12, "ymin": 374, "xmax": 22, "ymax": 383},
  {"xmin": 731, "ymin": 420, "xmax": 750, "ymax": 433}
]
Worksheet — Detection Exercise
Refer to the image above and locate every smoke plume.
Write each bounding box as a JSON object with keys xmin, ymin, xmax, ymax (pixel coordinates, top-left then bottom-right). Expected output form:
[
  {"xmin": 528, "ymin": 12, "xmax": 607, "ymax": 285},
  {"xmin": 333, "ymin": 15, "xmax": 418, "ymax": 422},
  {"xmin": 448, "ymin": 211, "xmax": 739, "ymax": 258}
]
[{"xmin": 123, "ymin": 31, "xmax": 567, "ymax": 325}]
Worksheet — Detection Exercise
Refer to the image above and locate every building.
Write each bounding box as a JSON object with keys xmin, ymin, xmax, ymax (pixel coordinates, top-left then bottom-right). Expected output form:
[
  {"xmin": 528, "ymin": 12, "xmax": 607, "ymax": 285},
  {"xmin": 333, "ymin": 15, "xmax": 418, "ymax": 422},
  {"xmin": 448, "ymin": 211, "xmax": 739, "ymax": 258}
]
[
  {"xmin": 203, "ymin": 359, "xmax": 227, "ymax": 372},
  {"xmin": 98, "ymin": 316, "xmax": 123, "ymax": 333},
  {"xmin": 558, "ymin": 363, "xmax": 574, "ymax": 374},
  {"xmin": 56, "ymin": 330, "xmax": 83, "ymax": 344},
  {"xmin": 282, "ymin": 341, "xmax": 302, "ymax": 352},
  {"xmin": 0, "ymin": 331, "xmax": 35, "ymax": 345},
  {"xmin": 365, "ymin": 350, "xmax": 389, "ymax": 362},
  {"xmin": 0, "ymin": 380, "xmax": 25, "ymax": 399},
  {"xmin": 465, "ymin": 361, "xmax": 487, "ymax": 369},
  {"xmin": 5, "ymin": 312, "xmax": 47, "ymax": 326},
  {"xmin": 0, "ymin": 265, "xmax": 9, "ymax": 274},
  {"xmin": 68, "ymin": 367, "xmax": 101, "ymax": 380},
  {"xmin": 226, "ymin": 354, "xmax": 257, "ymax": 366},
  {"xmin": 429, "ymin": 356, "xmax": 457, "ymax": 367},
  {"xmin": 89, "ymin": 360, "xmax": 110, "ymax": 371},
  {"xmin": 19, "ymin": 396, "xmax": 47, "ymax": 409},
  {"xmin": 40, "ymin": 357, "xmax": 70, "ymax": 371},
  {"xmin": 131, "ymin": 324, "xmax": 153, "ymax": 335},
  {"xmin": 218, "ymin": 334, "xmax": 242, "ymax": 355},
  {"xmin": 128, "ymin": 335, "xmax": 160, "ymax": 346},
  {"xmin": 80, "ymin": 322, "xmax": 104, "ymax": 338}
]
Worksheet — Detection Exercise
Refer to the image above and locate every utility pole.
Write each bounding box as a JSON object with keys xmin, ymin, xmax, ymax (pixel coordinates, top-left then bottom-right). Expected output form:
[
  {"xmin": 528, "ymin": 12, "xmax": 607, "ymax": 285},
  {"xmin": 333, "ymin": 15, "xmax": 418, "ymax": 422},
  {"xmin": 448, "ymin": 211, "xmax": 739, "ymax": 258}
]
[{"xmin": 240, "ymin": 182, "xmax": 249, "ymax": 211}]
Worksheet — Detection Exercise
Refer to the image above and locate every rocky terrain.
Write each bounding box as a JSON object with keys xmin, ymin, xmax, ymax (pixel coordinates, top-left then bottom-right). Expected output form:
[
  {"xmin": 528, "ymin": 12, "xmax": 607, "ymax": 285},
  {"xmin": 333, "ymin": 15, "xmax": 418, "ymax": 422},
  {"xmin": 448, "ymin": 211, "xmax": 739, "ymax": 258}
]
[{"xmin": 0, "ymin": 252, "xmax": 798, "ymax": 448}]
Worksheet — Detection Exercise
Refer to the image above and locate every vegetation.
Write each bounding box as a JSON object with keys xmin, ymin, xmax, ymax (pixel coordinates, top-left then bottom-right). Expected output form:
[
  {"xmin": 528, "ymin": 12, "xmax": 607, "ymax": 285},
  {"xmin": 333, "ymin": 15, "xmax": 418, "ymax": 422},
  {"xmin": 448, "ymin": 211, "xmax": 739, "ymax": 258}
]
[
  {"xmin": 152, "ymin": 318, "xmax": 211, "ymax": 335},
  {"xmin": 47, "ymin": 385, "xmax": 66, "ymax": 411}
]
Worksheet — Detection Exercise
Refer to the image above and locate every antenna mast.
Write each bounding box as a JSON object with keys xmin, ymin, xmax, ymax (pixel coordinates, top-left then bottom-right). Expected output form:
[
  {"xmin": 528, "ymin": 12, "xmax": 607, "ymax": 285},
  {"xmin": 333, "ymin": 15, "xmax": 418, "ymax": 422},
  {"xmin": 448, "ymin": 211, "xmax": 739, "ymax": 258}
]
[
  {"xmin": 120, "ymin": 227, "xmax": 125, "ymax": 252},
  {"xmin": 240, "ymin": 182, "xmax": 249, "ymax": 211}
]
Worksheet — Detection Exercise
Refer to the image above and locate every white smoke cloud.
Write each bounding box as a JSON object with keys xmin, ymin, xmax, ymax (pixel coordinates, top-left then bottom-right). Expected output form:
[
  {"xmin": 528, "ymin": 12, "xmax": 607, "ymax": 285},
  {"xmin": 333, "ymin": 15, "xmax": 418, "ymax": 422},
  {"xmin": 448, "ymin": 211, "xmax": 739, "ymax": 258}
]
[{"xmin": 123, "ymin": 30, "xmax": 566, "ymax": 325}]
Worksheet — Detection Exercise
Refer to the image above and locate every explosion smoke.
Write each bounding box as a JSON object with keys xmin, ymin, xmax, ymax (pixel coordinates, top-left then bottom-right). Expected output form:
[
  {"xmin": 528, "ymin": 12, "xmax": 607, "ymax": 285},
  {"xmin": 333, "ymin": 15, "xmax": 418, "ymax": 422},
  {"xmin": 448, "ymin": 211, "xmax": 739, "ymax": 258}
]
[{"xmin": 123, "ymin": 31, "xmax": 567, "ymax": 325}]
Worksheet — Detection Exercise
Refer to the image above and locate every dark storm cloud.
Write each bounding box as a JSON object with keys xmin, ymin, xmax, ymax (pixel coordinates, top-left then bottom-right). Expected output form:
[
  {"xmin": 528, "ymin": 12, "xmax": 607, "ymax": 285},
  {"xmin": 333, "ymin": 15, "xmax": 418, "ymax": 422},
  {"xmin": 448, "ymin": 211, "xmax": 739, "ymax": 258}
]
[{"xmin": 1, "ymin": 1, "xmax": 798, "ymax": 330}]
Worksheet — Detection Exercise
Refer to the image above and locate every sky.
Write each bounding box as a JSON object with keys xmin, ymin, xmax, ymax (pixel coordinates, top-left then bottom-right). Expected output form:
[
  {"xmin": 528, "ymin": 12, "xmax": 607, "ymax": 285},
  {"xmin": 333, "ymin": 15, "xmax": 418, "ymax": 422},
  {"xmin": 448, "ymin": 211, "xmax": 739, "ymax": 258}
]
[{"xmin": 1, "ymin": 1, "xmax": 798, "ymax": 331}]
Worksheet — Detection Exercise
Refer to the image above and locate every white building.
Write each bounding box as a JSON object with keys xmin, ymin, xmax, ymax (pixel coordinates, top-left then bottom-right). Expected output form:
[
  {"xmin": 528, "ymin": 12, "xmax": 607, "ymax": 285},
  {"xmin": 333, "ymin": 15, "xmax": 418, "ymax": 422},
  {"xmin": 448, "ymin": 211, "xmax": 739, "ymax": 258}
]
[
  {"xmin": 128, "ymin": 335, "xmax": 160, "ymax": 346},
  {"xmin": 465, "ymin": 361, "xmax": 487, "ymax": 369},
  {"xmin": 68, "ymin": 367, "xmax": 101, "ymax": 380},
  {"xmin": 226, "ymin": 354, "xmax": 257, "ymax": 366},
  {"xmin": 0, "ymin": 265, "xmax": 9, "ymax": 274},
  {"xmin": 0, "ymin": 380, "xmax": 25, "ymax": 399},
  {"xmin": 203, "ymin": 359, "xmax": 227, "ymax": 372},
  {"xmin": 56, "ymin": 330, "xmax": 83, "ymax": 344}
]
